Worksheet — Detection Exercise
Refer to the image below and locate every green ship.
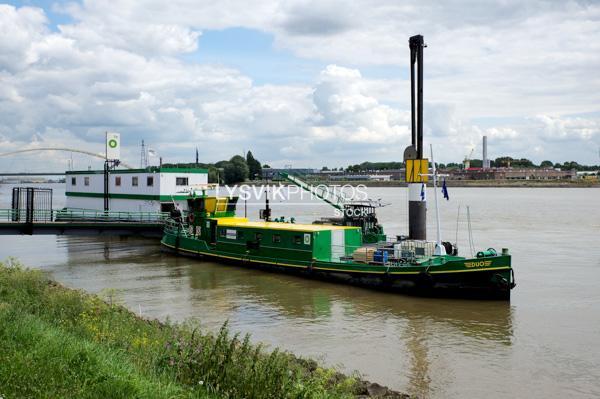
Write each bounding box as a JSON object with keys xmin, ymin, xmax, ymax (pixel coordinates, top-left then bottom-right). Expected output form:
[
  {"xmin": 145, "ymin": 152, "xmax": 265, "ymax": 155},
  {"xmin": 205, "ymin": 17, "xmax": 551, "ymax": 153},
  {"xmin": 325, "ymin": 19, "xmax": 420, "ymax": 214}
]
[
  {"xmin": 160, "ymin": 190, "xmax": 514, "ymax": 300},
  {"xmin": 160, "ymin": 34, "xmax": 516, "ymax": 300}
]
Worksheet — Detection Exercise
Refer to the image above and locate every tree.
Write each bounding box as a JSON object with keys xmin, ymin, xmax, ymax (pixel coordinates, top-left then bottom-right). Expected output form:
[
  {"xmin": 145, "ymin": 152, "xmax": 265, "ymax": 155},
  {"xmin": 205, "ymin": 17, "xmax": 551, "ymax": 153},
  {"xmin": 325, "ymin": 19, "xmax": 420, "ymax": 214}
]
[
  {"xmin": 540, "ymin": 160, "xmax": 553, "ymax": 168},
  {"xmin": 262, "ymin": 164, "xmax": 271, "ymax": 169},
  {"xmin": 561, "ymin": 161, "xmax": 580, "ymax": 170},
  {"xmin": 208, "ymin": 166, "xmax": 221, "ymax": 183},
  {"xmin": 246, "ymin": 151, "xmax": 262, "ymax": 180},
  {"xmin": 223, "ymin": 155, "xmax": 249, "ymax": 184},
  {"xmin": 495, "ymin": 157, "xmax": 513, "ymax": 167}
]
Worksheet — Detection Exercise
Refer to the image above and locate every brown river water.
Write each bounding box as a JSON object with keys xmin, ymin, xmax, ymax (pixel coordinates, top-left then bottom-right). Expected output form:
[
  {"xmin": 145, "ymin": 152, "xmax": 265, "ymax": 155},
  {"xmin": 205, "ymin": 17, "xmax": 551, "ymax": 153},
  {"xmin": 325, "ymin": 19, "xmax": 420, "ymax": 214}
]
[{"xmin": 1, "ymin": 183, "xmax": 599, "ymax": 398}]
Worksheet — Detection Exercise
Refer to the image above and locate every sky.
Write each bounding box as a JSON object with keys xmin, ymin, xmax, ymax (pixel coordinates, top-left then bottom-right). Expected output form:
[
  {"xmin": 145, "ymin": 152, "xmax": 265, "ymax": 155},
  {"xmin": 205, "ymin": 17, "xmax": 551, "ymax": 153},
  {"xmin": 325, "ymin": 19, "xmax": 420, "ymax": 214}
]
[{"xmin": 0, "ymin": 0, "xmax": 599, "ymax": 172}]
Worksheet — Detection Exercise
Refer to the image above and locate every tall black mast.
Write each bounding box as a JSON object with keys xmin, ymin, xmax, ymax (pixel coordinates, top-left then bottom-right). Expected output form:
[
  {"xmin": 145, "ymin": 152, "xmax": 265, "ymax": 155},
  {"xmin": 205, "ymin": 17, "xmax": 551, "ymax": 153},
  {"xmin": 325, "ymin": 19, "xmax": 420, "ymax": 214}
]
[{"xmin": 409, "ymin": 34, "xmax": 425, "ymax": 159}]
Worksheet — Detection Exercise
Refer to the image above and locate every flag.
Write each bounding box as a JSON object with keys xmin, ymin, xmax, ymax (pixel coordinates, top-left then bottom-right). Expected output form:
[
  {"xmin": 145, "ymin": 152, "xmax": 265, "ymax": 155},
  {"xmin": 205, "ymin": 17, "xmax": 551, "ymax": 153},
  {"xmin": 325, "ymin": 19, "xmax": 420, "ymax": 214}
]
[
  {"xmin": 442, "ymin": 178, "xmax": 449, "ymax": 200},
  {"xmin": 420, "ymin": 183, "xmax": 425, "ymax": 201}
]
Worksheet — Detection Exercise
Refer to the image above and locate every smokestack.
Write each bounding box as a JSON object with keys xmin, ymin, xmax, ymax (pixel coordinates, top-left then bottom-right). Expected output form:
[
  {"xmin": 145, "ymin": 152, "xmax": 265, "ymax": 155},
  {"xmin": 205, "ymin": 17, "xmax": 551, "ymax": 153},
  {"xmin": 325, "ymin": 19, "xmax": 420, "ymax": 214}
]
[{"xmin": 483, "ymin": 136, "xmax": 489, "ymax": 169}]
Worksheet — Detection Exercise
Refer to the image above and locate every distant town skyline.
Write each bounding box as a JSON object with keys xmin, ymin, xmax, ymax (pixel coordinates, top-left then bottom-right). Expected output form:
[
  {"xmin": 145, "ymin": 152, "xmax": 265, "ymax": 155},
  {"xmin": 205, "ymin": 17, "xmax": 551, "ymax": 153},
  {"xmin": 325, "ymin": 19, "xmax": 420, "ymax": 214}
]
[{"xmin": 1, "ymin": 0, "xmax": 599, "ymax": 173}]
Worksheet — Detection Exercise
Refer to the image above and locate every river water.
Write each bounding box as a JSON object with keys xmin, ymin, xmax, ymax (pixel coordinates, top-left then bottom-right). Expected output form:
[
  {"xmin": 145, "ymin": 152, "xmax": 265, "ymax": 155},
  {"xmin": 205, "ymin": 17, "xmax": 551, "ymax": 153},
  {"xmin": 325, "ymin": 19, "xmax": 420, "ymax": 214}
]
[{"xmin": 1, "ymin": 183, "xmax": 599, "ymax": 398}]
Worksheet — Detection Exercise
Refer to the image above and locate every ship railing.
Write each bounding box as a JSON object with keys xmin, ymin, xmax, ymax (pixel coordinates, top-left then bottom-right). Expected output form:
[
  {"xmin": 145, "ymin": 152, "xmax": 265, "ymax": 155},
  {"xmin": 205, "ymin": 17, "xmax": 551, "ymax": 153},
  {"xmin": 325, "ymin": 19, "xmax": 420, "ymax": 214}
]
[
  {"xmin": 327, "ymin": 241, "xmax": 436, "ymax": 265},
  {"xmin": 163, "ymin": 218, "xmax": 191, "ymax": 237}
]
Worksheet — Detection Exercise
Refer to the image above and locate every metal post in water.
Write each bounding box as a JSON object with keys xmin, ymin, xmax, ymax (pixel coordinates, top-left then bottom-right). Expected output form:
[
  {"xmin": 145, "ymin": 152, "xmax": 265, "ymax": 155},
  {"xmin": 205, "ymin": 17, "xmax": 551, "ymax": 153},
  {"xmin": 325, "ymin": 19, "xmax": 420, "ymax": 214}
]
[
  {"xmin": 405, "ymin": 34, "xmax": 427, "ymax": 240},
  {"xmin": 430, "ymin": 145, "xmax": 446, "ymax": 255}
]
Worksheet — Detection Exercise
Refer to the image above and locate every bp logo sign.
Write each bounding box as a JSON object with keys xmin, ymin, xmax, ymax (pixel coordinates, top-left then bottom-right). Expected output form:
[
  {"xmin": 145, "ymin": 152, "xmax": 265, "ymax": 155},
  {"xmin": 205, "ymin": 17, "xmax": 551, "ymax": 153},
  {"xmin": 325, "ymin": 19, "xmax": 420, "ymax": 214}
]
[{"xmin": 106, "ymin": 132, "xmax": 120, "ymax": 160}]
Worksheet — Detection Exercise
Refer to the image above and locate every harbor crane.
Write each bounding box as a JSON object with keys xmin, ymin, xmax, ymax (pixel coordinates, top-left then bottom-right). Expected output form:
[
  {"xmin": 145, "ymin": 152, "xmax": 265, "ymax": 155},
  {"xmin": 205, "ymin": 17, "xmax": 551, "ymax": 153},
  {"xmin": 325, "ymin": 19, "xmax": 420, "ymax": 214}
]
[
  {"xmin": 278, "ymin": 171, "xmax": 386, "ymax": 243},
  {"xmin": 463, "ymin": 147, "xmax": 475, "ymax": 169}
]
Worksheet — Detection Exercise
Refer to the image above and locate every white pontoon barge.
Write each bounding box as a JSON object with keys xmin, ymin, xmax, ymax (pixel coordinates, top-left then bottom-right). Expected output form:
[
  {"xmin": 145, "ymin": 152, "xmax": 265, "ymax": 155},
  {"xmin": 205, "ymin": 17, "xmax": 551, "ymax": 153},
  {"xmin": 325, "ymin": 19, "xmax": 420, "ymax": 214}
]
[{"xmin": 65, "ymin": 166, "xmax": 208, "ymax": 213}]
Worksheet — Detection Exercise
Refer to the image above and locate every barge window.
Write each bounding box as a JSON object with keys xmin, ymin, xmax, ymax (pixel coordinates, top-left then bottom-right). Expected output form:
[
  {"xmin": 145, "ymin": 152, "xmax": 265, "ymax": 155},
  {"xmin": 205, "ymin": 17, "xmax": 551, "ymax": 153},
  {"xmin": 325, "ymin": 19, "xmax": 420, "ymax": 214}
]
[
  {"xmin": 147, "ymin": 176, "xmax": 154, "ymax": 187},
  {"xmin": 71, "ymin": 177, "xmax": 76, "ymax": 185},
  {"xmin": 255, "ymin": 232, "xmax": 262, "ymax": 241},
  {"xmin": 219, "ymin": 229, "xmax": 226, "ymax": 238},
  {"xmin": 293, "ymin": 235, "xmax": 302, "ymax": 245},
  {"xmin": 176, "ymin": 177, "xmax": 188, "ymax": 186},
  {"xmin": 237, "ymin": 230, "xmax": 244, "ymax": 240},
  {"xmin": 115, "ymin": 176, "xmax": 121, "ymax": 186},
  {"xmin": 272, "ymin": 234, "xmax": 281, "ymax": 243},
  {"xmin": 132, "ymin": 176, "xmax": 138, "ymax": 187},
  {"xmin": 84, "ymin": 177, "xmax": 89, "ymax": 186}
]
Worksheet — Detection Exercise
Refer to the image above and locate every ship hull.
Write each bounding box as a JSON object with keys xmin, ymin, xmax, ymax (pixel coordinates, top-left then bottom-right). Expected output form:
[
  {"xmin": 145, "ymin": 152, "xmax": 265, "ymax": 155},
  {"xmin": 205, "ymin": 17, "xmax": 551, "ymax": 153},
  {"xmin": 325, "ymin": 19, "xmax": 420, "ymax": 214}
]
[{"xmin": 161, "ymin": 235, "xmax": 513, "ymax": 300}]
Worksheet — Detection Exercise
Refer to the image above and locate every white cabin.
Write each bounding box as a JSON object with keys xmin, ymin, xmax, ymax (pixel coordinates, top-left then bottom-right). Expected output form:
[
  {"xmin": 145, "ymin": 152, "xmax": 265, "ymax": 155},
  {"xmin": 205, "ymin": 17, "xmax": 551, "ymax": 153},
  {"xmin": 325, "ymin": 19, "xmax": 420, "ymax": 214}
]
[{"xmin": 65, "ymin": 167, "xmax": 208, "ymax": 213}]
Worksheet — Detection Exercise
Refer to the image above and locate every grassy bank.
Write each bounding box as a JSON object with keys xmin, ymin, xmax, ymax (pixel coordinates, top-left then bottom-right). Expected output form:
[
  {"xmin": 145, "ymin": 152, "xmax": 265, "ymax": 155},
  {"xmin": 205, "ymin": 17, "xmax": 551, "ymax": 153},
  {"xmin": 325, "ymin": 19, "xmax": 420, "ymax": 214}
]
[{"xmin": 0, "ymin": 260, "xmax": 404, "ymax": 398}]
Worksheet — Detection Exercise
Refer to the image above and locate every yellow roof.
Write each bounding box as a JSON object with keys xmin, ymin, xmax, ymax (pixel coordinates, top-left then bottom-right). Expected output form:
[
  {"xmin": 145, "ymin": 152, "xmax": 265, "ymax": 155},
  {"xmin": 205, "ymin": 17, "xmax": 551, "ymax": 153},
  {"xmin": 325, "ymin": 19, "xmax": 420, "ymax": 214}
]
[{"xmin": 215, "ymin": 218, "xmax": 358, "ymax": 232}]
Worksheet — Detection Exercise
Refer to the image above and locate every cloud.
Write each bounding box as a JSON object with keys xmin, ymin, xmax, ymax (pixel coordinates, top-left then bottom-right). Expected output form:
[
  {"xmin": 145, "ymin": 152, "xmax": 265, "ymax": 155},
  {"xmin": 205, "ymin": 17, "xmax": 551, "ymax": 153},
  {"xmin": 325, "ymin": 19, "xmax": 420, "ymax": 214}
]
[
  {"xmin": 311, "ymin": 65, "xmax": 410, "ymax": 144},
  {"xmin": 534, "ymin": 114, "xmax": 600, "ymax": 142},
  {"xmin": 278, "ymin": 0, "xmax": 356, "ymax": 36},
  {"xmin": 0, "ymin": 5, "xmax": 48, "ymax": 72},
  {"xmin": 0, "ymin": 1, "xmax": 599, "ymax": 173}
]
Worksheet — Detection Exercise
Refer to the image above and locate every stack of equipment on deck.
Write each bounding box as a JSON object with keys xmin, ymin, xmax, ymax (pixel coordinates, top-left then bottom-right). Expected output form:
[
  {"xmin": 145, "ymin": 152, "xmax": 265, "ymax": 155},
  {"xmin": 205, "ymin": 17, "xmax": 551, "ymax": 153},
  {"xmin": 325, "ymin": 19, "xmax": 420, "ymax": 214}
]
[{"xmin": 352, "ymin": 246, "xmax": 376, "ymax": 263}]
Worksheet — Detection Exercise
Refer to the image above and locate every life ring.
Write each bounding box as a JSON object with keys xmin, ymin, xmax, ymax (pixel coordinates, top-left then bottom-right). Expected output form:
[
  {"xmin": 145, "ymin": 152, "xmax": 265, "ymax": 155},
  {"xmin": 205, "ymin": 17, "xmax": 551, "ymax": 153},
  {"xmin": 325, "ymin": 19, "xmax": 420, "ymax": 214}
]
[{"xmin": 188, "ymin": 213, "xmax": 195, "ymax": 224}]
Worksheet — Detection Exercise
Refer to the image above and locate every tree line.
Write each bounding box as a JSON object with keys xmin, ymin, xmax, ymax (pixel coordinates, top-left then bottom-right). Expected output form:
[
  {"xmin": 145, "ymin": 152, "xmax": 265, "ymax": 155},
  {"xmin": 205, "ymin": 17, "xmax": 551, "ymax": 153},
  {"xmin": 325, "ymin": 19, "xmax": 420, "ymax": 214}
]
[
  {"xmin": 343, "ymin": 158, "xmax": 599, "ymax": 172},
  {"xmin": 162, "ymin": 151, "xmax": 263, "ymax": 184}
]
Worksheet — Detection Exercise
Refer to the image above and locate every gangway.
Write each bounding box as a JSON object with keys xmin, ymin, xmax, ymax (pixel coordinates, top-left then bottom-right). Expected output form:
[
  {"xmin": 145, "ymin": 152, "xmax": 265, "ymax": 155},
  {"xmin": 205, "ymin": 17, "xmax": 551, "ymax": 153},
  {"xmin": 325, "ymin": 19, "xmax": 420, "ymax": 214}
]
[{"xmin": 0, "ymin": 208, "xmax": 168, "ymax": 237}]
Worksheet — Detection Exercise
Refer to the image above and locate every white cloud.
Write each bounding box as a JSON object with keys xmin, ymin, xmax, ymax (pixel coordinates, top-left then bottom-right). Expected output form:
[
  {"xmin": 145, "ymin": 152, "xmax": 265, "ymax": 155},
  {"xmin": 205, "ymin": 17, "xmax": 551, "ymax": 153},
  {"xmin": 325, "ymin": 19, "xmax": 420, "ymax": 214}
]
[
  {"xmin": 534, "ymin": 114, "xmax": 600, "ymax": 142},
  {"xmin": 0, "ymin": 1, "xmax": 599, "ymax": 172},
  {"xmin": 0, "ymin": 5, "xmax": 48, "ymax": 72},
  {"xmin": 311, "ymin": 65, "xmax": 410, "ymax": 144}
]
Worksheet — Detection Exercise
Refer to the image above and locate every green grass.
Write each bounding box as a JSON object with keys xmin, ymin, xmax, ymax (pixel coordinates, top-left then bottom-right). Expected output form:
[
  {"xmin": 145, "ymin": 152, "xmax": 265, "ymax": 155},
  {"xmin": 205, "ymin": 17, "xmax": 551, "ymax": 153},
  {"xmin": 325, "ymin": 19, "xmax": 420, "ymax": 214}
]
[{"xmin": 0, "ymin": 259, "xmax": 360, "ymax": 399}]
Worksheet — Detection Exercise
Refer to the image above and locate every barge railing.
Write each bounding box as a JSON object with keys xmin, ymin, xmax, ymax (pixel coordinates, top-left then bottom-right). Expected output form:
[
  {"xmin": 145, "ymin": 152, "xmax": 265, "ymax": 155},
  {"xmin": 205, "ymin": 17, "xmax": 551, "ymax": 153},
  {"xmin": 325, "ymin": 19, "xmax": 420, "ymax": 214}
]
[{"xmin": 0, "ymin": 208, "xmax": 170, "ymax": 223}]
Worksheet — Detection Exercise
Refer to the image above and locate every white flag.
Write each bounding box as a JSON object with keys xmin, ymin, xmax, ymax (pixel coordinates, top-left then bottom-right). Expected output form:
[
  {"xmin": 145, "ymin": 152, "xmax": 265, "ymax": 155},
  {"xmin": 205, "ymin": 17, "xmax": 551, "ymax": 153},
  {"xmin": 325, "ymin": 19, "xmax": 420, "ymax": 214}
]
[{"xmin": 106, "ymin": 132, "xmax": 120, "ymax": 160}]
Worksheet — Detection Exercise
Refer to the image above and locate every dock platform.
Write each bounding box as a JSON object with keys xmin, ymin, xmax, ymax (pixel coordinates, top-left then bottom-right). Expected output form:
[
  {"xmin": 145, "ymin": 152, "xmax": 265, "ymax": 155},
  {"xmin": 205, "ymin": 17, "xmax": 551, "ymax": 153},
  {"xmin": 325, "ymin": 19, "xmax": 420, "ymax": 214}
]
[{"xmin": 0, "ymin": 209, "xmax": 167, "ymax": 237}]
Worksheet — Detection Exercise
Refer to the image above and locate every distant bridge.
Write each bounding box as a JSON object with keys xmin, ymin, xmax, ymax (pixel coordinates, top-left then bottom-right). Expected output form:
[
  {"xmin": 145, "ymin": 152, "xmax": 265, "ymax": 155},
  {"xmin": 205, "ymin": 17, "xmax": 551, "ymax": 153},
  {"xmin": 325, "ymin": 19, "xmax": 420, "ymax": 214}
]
[
  {"xmin": 0, "ymin": 172, "xmax": 65, "ymax": 176},
  {"xmin": 0, "ymin": 147, "xmax": 134, "ymax": 173}
]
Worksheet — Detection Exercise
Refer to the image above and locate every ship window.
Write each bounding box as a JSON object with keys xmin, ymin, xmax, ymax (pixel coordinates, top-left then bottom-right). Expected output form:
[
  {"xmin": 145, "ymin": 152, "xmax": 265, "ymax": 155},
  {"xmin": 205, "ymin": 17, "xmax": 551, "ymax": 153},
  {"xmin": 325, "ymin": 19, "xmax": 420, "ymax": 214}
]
[
  {"xmin": 84, "ymin": 177, "xmax": 89, "ymax": 186},
  {"xmin": 237, "ymin": 230, "xmax": 244, "ymax": 240},
  {"xmin": 115, "ymin": 176, "xmax": 121, "ymax": 186},
  {"xmin": 176, "ymin": 177, "xmax": 189, "ymax": 186},
  {"xmin": 147, "ymin": 176, "xmax": 154, "ymax": 187},
  {"xmin": 132, "ymin": 176, "xmax": 138, "ymax": 187},
  {"xmin": 219, "ymin": 229, "xmax": 226, "ymax": 238},
  {"xmin": 71, "ymin": 177, "xmax": 76, "ymax": 185},
  {"xmin": 293, "ymin": 235, "xmax": 302, "ymax": 245},
  {"xmin": 255, "ymin": 232, "xmax": 262, "ymax": 241},
  {"xmin": 272, "ymin": 234, "xmax": 281, "ymax": 244}
]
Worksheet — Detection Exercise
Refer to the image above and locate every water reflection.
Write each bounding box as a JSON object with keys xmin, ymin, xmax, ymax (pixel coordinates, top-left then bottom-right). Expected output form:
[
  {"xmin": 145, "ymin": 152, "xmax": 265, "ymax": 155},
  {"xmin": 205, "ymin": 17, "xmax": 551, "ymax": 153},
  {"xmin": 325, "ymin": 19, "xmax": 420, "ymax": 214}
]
[
  {"xmin": 52, "ymin": 235, "xmax": 514, "ymax": 396},
  {"xmin": 182, "ymin": 252, "xmax": 513, "ymax": 343},
  {"xmin": 3, "ymin": 186, "xmax": 598, "ymax": 397}
]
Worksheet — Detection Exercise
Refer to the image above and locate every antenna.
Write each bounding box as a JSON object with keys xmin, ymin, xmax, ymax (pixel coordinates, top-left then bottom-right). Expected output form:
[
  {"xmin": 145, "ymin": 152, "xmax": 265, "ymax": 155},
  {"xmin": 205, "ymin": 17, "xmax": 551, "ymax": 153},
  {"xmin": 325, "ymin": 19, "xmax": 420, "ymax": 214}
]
[{"xmin": 140, "ymin": 140, "xmax": 148, "ymax": 168}]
